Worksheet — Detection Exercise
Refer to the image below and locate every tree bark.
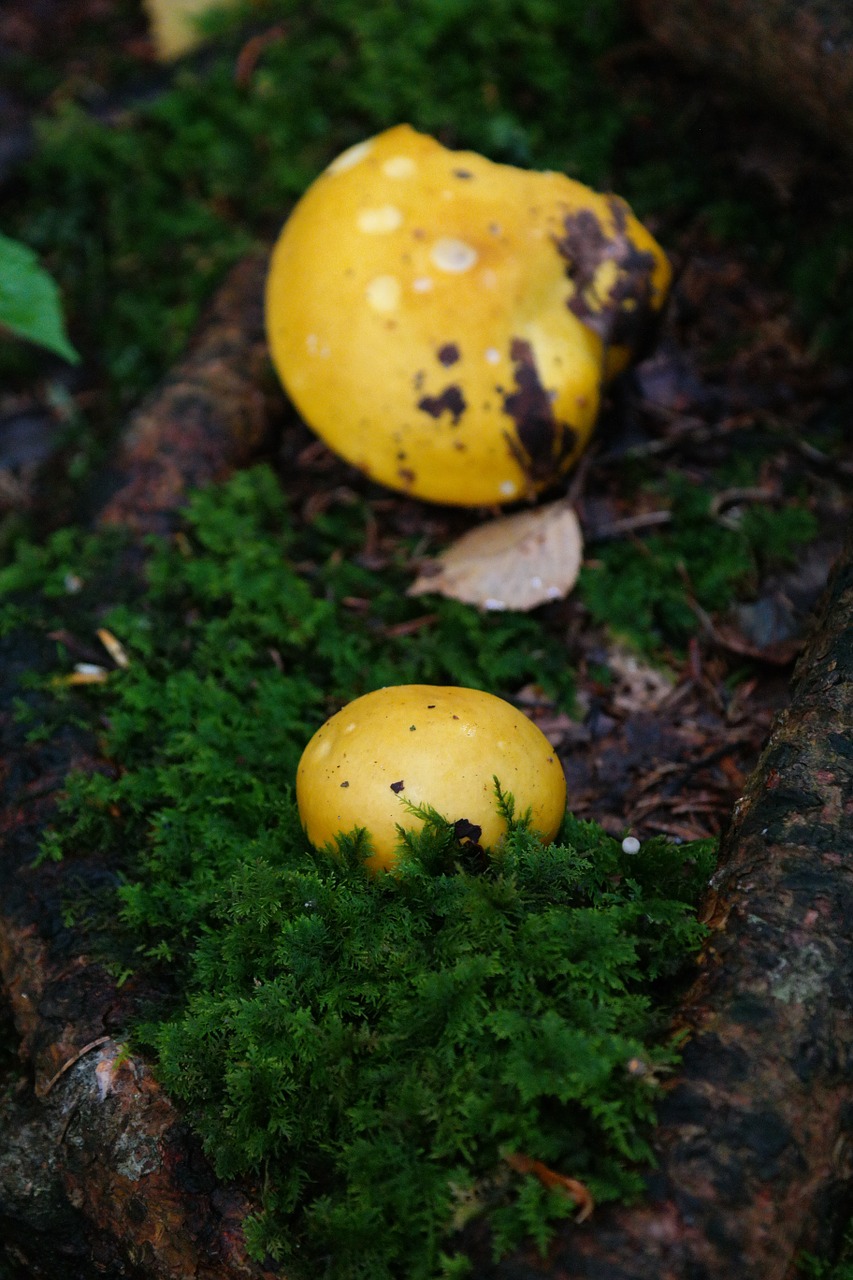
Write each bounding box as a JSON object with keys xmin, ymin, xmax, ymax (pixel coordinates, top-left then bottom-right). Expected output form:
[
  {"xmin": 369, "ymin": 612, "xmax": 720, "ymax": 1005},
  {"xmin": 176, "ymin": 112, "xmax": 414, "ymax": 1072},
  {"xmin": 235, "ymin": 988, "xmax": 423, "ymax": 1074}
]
[
  {"xmin": 94, "ymin": 249, "xmax": 278, "ymax": 536},
  {"xmin": 633, "ymin": 0, "xmax": 853, "ymax": 156}
]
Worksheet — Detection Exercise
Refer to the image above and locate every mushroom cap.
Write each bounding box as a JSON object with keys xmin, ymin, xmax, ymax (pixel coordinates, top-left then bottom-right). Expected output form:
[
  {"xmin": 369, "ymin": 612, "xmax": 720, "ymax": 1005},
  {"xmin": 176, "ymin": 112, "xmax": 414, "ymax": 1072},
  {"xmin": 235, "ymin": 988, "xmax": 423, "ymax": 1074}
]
[
  {"xmin": 296, "ymin": 683, "xmax": 567, "ymax": 872},
  {"xmin": 266, "ymin": 125, "xmax": 671, "ymax": 507}
]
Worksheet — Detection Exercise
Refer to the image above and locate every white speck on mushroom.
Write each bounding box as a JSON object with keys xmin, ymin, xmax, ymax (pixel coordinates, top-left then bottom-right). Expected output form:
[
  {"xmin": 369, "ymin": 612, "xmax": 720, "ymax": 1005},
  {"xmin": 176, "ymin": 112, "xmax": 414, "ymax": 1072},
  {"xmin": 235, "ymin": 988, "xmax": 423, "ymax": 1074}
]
[
  {"xmin": 530, "ymin": 575, "xmax": 543, "ymax": 589},
  {"xmin": 499, "ymin": 480, "xmax": 517, "ymax": 497},
  {"xmin": 622, "ymin": 836, "xmax": 641, "ymax": 855},
  {"xmin": 327, "ymin": 139, "xmax": 374, "ymax": 173},
  {"xmin": 357, "ymin": 205, "xmax": 404, "ymax": 234},
  {"xmin": 483, "ymin": 598, "xmax": 507, "ymax": 611},
  {"xmin": 306, "ymin": 334, "xmax": 319, "ymax": 354},
  {"xmin": 431, "ymin": 238, "xmax": 478, "ymax": 273},
  {"xmin": 480, "ymin": 268, "xmax": 498, "ymax": 289},
  {"xmin": 366, "ymin": 275, "xmax": 402, "ymax": 312},
  {"xmin": 320, "ymin": 345, "xmax": 331, "ymax": 358},
  {"xmin": 545, "ymin": 586, "xmax": 562, "ymax": 599},
  {"xmin": 382, "ymin": 155, "xmax": 417, "ymax": 178},
  {"xmin": 412, "ymin": 276, "xmax": 434, "ymax": 293},
  {"xmin": 485, "ymin": 347, "xmax": 501, "ymax": 364}
]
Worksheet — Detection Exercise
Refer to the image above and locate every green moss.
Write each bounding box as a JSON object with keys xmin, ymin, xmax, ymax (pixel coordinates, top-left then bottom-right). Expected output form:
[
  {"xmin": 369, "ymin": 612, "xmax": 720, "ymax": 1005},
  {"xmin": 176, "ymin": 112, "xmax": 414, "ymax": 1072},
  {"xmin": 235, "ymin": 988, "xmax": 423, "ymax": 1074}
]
[
  {"xmin": 153, "ymin": 807, "xmax": 713, "ymax": 1278},
  {"xmin": 2, "ymin": 466, "xmax": 718, "ymax": 1276},
  {"xmin": 579, "ymin": 473, "xmax": 819, "ymax": 654}
]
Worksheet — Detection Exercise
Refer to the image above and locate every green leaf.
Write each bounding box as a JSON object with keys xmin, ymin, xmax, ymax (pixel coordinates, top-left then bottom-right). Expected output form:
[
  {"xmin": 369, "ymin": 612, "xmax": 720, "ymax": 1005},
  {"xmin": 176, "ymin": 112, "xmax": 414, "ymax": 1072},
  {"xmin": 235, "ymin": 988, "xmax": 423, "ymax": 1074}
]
[{"xmin": 0, "ymin": 232, "xmax": 79, "ymax": 363}]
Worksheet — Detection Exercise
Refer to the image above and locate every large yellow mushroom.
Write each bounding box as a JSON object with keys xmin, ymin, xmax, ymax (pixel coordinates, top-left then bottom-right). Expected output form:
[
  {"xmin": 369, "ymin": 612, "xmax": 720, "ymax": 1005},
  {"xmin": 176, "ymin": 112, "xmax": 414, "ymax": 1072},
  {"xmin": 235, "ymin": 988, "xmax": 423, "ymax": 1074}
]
[
  {"xmin": 296, "ymin": 684, "xmax": 566, "ymax": 873},
  {"xmin": 266, "ymin": 125, "xmax": 671, "ymax": 506}
]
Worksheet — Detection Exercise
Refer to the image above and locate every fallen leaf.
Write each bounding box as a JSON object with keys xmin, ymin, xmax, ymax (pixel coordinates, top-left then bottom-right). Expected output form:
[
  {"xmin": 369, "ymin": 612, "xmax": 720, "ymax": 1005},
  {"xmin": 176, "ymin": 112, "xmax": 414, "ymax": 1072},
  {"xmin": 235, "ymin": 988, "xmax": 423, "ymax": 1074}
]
[{"xmin": 408, "ymin": 500, "xmax": 583, "ymax": 612}]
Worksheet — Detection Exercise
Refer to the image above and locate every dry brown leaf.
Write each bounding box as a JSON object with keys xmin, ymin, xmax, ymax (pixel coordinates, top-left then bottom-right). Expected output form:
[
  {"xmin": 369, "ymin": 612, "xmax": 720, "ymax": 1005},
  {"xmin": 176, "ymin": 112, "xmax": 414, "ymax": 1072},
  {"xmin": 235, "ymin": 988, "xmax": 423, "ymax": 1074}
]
[{"xmin": 408, "ymin": 500, "xmax": 583, "ymax": 612}]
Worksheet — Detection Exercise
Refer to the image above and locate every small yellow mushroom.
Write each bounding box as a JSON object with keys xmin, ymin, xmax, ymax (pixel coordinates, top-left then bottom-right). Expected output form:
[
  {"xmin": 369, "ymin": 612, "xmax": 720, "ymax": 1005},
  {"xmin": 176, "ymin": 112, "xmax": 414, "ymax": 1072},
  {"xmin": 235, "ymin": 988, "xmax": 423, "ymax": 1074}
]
[
  {"xmin": 266, "ymin": 125, "xmax": 671, "ymax": 506},
  {"xmin": 296, "ymin": 684, "xmax": 566, "ymax": 873}
]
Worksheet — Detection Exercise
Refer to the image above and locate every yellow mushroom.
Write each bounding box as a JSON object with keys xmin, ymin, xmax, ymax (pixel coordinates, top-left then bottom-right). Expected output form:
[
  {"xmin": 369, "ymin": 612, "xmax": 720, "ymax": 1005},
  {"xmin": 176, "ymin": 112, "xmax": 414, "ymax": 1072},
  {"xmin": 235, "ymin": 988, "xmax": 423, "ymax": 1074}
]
[
  {"xmin": 266, "ymin": 124, "xmax": 671, "ymax": 507},
  {"xmin": 296, "ymin": 684, "xmax": 566, "ymax": 873}
]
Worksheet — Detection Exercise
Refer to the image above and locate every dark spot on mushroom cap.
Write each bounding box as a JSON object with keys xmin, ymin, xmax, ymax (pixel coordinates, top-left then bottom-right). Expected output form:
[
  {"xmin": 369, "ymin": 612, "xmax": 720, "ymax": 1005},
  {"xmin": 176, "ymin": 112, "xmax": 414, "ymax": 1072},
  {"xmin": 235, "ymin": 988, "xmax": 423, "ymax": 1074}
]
[
  {"xmin": 453, "ymin": 168, "xmax": 474, "ymax": 179},
  {"xmin": 390, "ymin": 780, "xmax": 405, "ymax": 793},
  {"xmin": 340, "ymin": 781, "xmax": 349, "ymax": 788},
  {"xmin": 553, "ymin": 197, "xmax": 659, "ymax": 351},
  {"xmin": 417, "ymin": 385, "xmax": 467, "ymax": 425},
  {"xmin": 398, "ymin": 467, "xmax": 416, "ymax": 485},
  {"xmin": 413, "ymin": 370, "xmax": 425, "ymax": 391},
  {"xmin": 437, "ymin": 342, "xmax": 460, "ymax": 367},
  {"xmin": 502, "ymin": 338, "xmax": 577, "ymax": 486},
  {"xmin": 454, "ymin": 817, "xmax": 482, "ymax": 843}
]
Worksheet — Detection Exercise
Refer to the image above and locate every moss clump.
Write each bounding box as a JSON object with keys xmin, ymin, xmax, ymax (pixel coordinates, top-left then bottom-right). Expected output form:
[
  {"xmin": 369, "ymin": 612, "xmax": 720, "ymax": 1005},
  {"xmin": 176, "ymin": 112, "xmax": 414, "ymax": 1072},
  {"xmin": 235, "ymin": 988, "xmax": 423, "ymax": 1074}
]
[{"xmin": 153, "ymin": 804, "xmax": 713, "ymax": 1278}]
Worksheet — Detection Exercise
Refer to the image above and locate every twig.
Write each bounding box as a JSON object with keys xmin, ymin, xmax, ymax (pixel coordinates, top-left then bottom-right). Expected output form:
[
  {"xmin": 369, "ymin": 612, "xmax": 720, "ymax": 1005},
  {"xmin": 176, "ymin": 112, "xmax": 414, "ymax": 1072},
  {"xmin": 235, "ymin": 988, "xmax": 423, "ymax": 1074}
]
[{"xmin": 40, "ymin": 1035, "xmax": 111, "ymax": 1097}]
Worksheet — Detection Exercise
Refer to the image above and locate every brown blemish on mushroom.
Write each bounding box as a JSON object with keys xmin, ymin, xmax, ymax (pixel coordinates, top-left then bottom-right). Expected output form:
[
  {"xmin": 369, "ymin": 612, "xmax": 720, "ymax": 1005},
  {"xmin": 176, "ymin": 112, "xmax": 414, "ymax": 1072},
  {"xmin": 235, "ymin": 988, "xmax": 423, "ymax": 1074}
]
[
  {"xmin": 390, "ymin": 780, "xmax": 405, "ymax": 793},
  {"xmin": 553, "ymin": 197, "xmax": 658, "ymax": 350},
  {"xmin": 437, "ymin": 342, "xmax": 460, "ymax": 367},
  {"xmin": 501, "ymin": 338, "xmax": 577, "ymax": 486},
  {"xmin": 417, "ymin": 385, "xmax": 467, "ymax": 424},
  {"xmin": 398, "ymin": 467, "xmax": 416, "ymax": 486}
]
